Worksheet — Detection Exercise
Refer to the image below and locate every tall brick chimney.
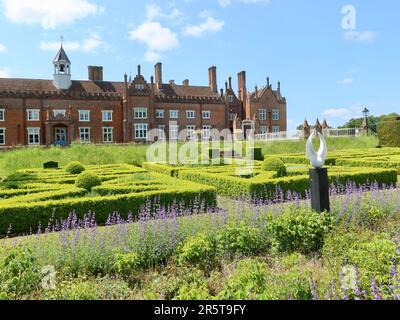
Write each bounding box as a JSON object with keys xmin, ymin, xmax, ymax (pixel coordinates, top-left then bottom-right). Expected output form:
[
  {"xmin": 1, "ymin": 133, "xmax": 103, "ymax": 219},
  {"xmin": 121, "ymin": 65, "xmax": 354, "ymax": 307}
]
[
  {"xmin": 208, "ymin": 66, "xmax": 218, "ymax": 93},
  {"xmin": 155, "ymin": 62, "xmax": 162, "ymax": 88},
  {"xmin": 88, "ymin": 66, "xmax": 103, "ymax": 81},
  {"xmin": 238, "ymin": 71, "xmax": 247, "ymax": 102}
]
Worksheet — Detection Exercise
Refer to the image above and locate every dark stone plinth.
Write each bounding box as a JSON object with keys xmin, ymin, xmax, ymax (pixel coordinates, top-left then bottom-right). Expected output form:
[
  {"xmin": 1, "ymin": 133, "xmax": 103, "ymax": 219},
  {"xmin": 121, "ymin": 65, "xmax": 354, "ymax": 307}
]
[
  {"xmin": 43, "ymin": 161, "xmax": 59, "ymax": 169},
  {"xmin": 309, "ymin": 167, "xmax": 330, "ymax": 213}
]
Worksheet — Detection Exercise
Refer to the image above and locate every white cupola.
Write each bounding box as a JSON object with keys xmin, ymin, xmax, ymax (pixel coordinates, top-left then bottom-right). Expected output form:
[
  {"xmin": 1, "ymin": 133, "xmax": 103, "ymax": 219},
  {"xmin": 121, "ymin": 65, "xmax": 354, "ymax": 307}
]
[{"xmin": 53, "ymin": 43, "xmax": 72, "ymax": 90}]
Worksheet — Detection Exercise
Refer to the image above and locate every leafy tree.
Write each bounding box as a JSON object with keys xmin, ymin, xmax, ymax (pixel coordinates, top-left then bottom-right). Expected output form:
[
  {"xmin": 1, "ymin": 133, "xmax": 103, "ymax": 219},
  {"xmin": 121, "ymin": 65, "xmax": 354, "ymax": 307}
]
[{"xmin": 339, "ymin": 113, "xmax": 399, "ymax": 134}]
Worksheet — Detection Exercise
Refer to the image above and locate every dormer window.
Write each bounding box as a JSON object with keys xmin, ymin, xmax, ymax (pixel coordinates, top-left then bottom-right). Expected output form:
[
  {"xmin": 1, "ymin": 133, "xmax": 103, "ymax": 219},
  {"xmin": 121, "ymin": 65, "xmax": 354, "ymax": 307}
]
[
  {"xmin": 135, "ymin": 84, "xmax": 145, "ymax": 91},
  {"xmin": 228, "ymin": 96, "xmax": 234, "ymax": 103}
]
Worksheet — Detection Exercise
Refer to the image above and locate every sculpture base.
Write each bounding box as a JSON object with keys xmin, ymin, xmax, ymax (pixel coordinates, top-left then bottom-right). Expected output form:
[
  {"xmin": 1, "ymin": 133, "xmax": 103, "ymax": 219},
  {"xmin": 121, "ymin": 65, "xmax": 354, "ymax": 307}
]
[{"xmin": 309, "ymin": 168, "xmax": 330, "ymax": 213}]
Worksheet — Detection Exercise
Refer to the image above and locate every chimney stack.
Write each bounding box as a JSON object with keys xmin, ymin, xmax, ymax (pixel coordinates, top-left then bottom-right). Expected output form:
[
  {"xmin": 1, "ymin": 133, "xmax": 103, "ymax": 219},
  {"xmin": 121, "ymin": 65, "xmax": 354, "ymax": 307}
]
[
  {"xmin": 138, "ymin": 65, "xmax": 141, "ymax": 76},
  {"xmin": 267, "ymin": 77, "xmax": 270, "ymax": 88},
  {"xmin": 88, "ymin": 66, "xmax": 103, "ymax": 81},
  {"xmin": 155, "ymin": 62, "xmax": 162, "ymax": 88},
  {"xmin": 183, "ymin": 79, "xmax": 189, "ymax": 86},
  {"xmin": 238, "ymin": 71, "xmax": 247, "ymax": 102},
  {"xmin": 208, "ymin": 66, "xmax": 218, "ymax": 93},
  {"xmin": 228, "ymin": 77, "xmax": 232, "ymax": 90}
]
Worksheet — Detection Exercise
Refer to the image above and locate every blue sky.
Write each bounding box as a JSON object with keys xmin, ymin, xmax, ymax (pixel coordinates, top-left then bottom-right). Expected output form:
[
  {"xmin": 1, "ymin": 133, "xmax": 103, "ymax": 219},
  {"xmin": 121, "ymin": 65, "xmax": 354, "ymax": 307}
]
[{"xmin": 0, "ymin": 0, "xmax": 399, "ymax": 130}]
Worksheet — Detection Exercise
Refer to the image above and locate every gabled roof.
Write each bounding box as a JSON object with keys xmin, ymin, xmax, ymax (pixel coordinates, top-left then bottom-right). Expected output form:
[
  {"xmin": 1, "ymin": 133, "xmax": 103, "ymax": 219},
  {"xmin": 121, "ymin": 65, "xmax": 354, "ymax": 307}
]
[
  {"xmin": 53, "ymin": 46, "xmax": 71, "ymax": 64},
  {"xmin": 0, "ymin": 78, "xmax": 125, "ymax": 94},
  {"xmin": 249, "ymin": 85, "xmax": 286, "ymax": 102}
]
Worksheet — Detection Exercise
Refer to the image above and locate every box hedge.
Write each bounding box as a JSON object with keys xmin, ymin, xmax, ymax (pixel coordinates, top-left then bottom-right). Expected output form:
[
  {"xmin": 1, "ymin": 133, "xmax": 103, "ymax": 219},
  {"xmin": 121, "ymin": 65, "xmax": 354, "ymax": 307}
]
[
  {"xmin": 377, "ymin": 117, "xmax": 400, "ymax": 147},
  {"xmin": 0, "ymin": 185, "xmax": 216, "ymax": 235}
]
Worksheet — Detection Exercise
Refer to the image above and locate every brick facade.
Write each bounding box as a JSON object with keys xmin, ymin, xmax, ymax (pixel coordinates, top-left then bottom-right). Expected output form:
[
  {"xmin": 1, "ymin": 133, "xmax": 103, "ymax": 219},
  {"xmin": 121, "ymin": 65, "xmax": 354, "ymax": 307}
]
[{"xmin": 0, "ymin": 47, "xmax": 287, "ymax": 147}]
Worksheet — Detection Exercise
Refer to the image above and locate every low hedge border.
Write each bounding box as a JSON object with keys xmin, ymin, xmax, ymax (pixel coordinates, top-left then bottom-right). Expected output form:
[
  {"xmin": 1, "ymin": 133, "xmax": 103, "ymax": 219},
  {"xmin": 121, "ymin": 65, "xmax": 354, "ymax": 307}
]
[
  {"xmin": 178, "ymin": 166, "xmax": 397, "ymax": 200},
  {"xmin": 0, "ymin": 183, "xmax": 216, "ymax": 235}
]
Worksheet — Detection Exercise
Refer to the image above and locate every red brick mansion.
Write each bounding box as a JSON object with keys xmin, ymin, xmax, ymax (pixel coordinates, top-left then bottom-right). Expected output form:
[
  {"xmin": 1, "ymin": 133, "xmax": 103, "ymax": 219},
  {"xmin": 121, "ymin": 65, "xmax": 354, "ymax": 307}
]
[{"xmin": 0, "ymin": 45, "xmax": 287, "ymax": 147}]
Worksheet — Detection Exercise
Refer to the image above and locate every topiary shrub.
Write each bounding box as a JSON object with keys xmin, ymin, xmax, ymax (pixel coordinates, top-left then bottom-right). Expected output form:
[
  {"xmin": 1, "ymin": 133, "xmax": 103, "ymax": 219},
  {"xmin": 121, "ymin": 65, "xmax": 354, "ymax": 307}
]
[
  {"xmin": 377, "ymin": 117, "xmax": 400, "ymax": 147},
  {"xmin": 75, "ymin": 172, "xmax": 101, "ymax": 191},
  {"xmin": 262, "ymin": 158, "xmax": 287, "ymax": 177},
  {"xmin": 65, "ymin": 161, "xmax": 86, "ymax": 175}
]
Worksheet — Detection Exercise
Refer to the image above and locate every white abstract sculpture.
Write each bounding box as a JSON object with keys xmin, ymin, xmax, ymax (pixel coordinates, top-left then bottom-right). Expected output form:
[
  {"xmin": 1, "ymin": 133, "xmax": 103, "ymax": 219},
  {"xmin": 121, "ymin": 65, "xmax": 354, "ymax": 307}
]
[{"xmin": 306, "ymin": 132, "xmax": 327, "ymax": 168}]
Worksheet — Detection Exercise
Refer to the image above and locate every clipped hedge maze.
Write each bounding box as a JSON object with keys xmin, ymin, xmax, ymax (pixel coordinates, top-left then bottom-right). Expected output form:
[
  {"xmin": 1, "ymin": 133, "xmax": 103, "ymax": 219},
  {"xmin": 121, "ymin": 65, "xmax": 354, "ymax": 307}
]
[
  {"xmin": 265, "ymin": 148, "xmax": 400, "ymax": 173},
  {"xmin": 143, "ymin": 162, "xmax": 397, "ymax": 200},
  {"xmin": 0, "ymin": 164, "xmax": 216, "ymax": 235}
]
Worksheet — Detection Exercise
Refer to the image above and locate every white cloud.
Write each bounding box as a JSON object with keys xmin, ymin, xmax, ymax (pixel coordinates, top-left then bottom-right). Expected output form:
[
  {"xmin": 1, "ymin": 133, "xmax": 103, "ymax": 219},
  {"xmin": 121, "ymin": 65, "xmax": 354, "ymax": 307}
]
[
  {"xmin": 40, "ymin": 41, "xmax": 80, "ymax": 51},
  {"xmin": 218, "ymin": 0, "xmax": 271, "ymax": 7},
  {"xmin": 40, "ymin": 34, "xmax": 109, "ymax": 53},
  {"xmin": 0, "ymin": 68, "xmax": 10, "ymax": 78},
  {"xmin": 81, "ymin": 34, "xmax": 109, "ymax": 53},
  {"xmin": 324, "ymin": 104, "xmax": 370, "ymax": 121},
  {"xmin": 0, "ymin": 43, "xmax": 7, "ymax": 53},
  {"xmin": 144, "ymin": 50, "xmax": 161, "ymax": 62},
  {"xmin": 344, "ymin": 30, "xmax": 378, "ymax": 43},
  {"xmin": 129, "ymin": 22, "xmax": 179, "ymax": 62},
  {"xmin": 337, "ymin": 78, "xmax": 354, "ymax": 85},
  {"xmin": 183, "ymin": 17, "xmax": 225, "ymax": 37},
  {"xmin": 324, "ymin": 108, "xmax": 354, "ymax": 119},
  {"xmin": 1, "ymin": 0, "xmax": 102, "ymax": 29},
  {"xmin": 145, "ymin": 3, "xmax": 182, "ymax": 21}
]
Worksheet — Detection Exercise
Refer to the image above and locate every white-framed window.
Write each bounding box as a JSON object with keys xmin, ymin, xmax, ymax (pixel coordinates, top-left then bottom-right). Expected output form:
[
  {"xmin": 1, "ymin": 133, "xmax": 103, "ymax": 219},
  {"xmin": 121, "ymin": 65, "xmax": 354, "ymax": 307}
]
[
  {"xmin": 27, "ymin": 109, "xmax": 40, "ymax": 121},
  {"xmin": 157, "ymin": 125, "xmax": 166, "ymax": 140},
  {"xmin": 186, "ymin": 110, "xmax": 195, "ymax": 119},
  {"xmin": 228, "ymin": 96, "xmax": 234, "ymax": 103},
  {"xmin": 202, "ymin": 111, "xmax": 211, "ymax": 119},
  {"xmin": 79, "ymin": 127, "xmax": 91, "ymax": 143},
  {"xmin": 170, "ymin": 110, "xmax": 179, "ymax": 119},
  {"xmin": 102, "ymin": 127, "xmax": 114, "ymax": 143},
  {"xmin": 229, "ymin": 113, "xmax": 237, "ymax": 121},
  {"xmin": 134, "ymin": 123, "xmax": 148, "ymax": 140},
  {"xmin": 27, "ymin": 128, "xmax": 40, "ymax": 145},
  {"xmin": 272, "ymin": 109, "xmax": 280, "ymax": 121},
  {"xmin": 259, "ymin": 109, "xmax": 267, "ymax": 121},
  {"xmin": 102, "ymin": 110, "xmax": 113, "ymax": 122},
  {"xmin": 135, "ymin": 84, "xmax": 145, "ymax": 90},
  {"xmin": 0, "ymin": 128, "xmax": 5, "ymax": 145},
  {"xmin": 260, "ymin": 126, "xmax": 268, "ymax": 134},
  {"xmin": 79, "ymin": 110, "xmax": 90, "ymax": 122},
  {"xmin": 202, "ymin": 125, "xmax": 211, "ymax": 140},
  {"xmin": 186, "ymin": 125, "xmax": 196, "ymax": 140},
  {"xmin": 155, "ymin": 109, "xmax": 165, "ymax": 119},
  {"xmin": 169, "ymin": 124, "xmax": 179, "ymax": 140},
  {"xmin": 134, "ymin": 108, "xmax": 148, "ymax": 119},
  {"xmin": 272, "ymin": 126, "xmax": 280, "ymax": 133},
  {"xmin": 0, "ymin": 109, "xmax": 5, "ymax": 121}
]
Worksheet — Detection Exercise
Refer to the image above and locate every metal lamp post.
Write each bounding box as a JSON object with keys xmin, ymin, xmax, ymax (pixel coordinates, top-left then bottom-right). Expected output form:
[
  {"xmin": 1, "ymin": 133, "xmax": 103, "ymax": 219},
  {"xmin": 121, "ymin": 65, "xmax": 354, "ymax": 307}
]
[{"xmin": 362, "ymin": 107, "xmax": 370, "ymax": 135}]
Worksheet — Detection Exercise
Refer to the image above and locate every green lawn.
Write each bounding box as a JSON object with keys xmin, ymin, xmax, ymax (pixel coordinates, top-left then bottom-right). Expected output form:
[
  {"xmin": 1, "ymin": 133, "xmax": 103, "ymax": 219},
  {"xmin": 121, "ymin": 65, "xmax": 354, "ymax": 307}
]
[{"xmin": 0, "ymin": 136, "xmax": 379, "ymax": 179}]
